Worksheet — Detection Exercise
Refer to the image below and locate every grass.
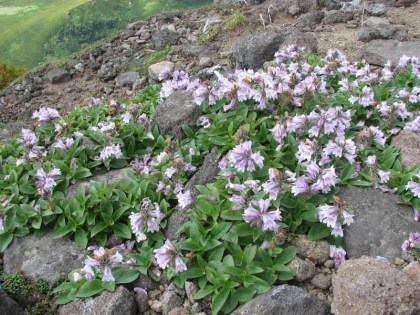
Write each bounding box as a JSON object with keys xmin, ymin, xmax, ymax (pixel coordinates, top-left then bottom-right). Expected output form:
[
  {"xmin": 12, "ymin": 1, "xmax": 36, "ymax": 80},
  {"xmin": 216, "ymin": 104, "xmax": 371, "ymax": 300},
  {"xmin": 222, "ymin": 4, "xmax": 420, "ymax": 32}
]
[
  {"xmin": 223, "ymin": 10, "xmax": 246, "ymax": 31},
  {"xmin": 129, "ymin": 47, "xmax": 173, "ymax": 75}
]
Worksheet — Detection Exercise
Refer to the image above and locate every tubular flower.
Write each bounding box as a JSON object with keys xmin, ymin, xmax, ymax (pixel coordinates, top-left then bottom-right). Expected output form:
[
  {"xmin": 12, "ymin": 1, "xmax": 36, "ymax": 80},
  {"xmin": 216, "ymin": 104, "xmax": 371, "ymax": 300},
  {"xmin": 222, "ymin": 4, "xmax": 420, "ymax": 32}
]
[
  {"xmin": 153, "ymin": 240, "xmax": 187, "ymax": 273},
  {"xmin": 32, "ymin": 107, "xmax": 60, "ymax": 125},
  {"xmin": 129, "ymin": 197, "xmax": 165, "ymax": 242},
  {"xmin": 228, "ymin": 141, "xmax": 264, "ymax": 173},
  {"xmin": 330, "ymin": 245, "xmax": 346, "ymax": 267},
  {"xmin": 243, "ymin": 199, "xmax": 282, "ymax": 232},
  {"xmin": 36, "ymin": 168, "xmax": 61, "ymax": 199}
]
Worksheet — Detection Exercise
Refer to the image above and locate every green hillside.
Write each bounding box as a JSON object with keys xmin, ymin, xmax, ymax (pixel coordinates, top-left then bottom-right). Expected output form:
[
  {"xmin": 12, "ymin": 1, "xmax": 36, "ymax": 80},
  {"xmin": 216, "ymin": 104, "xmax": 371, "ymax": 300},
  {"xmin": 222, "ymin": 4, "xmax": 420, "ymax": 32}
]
[{"xmin": 0, "ymin": 0, "xmax": 210, "ymax": 70}]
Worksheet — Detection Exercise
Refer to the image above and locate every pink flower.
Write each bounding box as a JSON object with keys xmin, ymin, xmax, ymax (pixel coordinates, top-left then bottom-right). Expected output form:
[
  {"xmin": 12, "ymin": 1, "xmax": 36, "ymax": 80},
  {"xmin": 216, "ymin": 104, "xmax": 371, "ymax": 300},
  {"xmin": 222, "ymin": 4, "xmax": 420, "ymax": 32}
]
[
  {"xmin": 32, "ymin": 107, "xmax": 60, "ymax": 125},
  {"xmin": 153, "ymin": 240, "xmax": 187, "ymax": 273},
  {"xmin": 330, "ymin": 245, "xmax": 346, "ymax": 267},
  {"xmin": 243, "ymin": 199, "xmax": 282, "ymax": 232},
  {"xmin": 228, "ymin": 141, "xmax": 264, "ymax": 173}
]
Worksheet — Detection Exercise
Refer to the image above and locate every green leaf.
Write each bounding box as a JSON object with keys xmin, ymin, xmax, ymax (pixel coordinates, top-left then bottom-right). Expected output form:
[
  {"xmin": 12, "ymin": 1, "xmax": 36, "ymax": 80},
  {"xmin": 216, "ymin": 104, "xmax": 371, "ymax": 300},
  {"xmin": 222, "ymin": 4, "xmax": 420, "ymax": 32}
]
[
  {"xmin": 0, "ymin": 233, "xmax": 13, "ymax": 252},
  {"xmin": 109, "ymin": 159, "xmax": 128, "ymax": 169},
  {"xmin": 194, "ymin": 285, "xmax": 215, "ymax": 300},
  {"xmin": 184, "ymin": 268, "xmax": 205, "ymax": 279},
  {"xmin": 221, "ymin": 210, "xmax": 243, "ymax": 221},
  {"xmin": 275, "ymin": 247, "xmax": 296, "ymax": 265},
  {"xmin": 55, "ymin": 288, "xmax": 77, "ymax": 305},
  {"xmin": 244, "ymin": 275, "xmax": 271, "ymax": 294},
  {"xmin": 233, "ymin": 287, "xmax": 256, "ymax": 303},
  {"xmin": 54, "ymin": 224, "xmax": 75, "ymax": 239},
  {"xmin": 230, "ymin": 222, "xmax": 253, "ymax": 236},
  {"xmin": 308, "ymin": 223, "xmax": 331, "ymax": 241},
  {"xmin": 113, "ymin": 268, "xmax": 140, "ymax": 284},
  {"xmin": 212, "ymin": 288, "xmax": 230, "ymax": 315},
  {"xmin": 91, "ymin": 222, "xmax": 108, "ymax": 237},
  {"xmin": 211, "ymin": 222, "xmax": 232, "ymax": 240},
  {"xmin": 113, "ymin": 223, "xmax": 132, "ymax": 239},
  {"xmin": 75, "ymin": 279, "xmax": 104, "ymax": 298},
  {"xmin": 346, "ymin": 179, "xmax": 372, "ymax": 187},
  {"xmin": 75, "ymin": 228, "xmax": 88, "ymax": 249},
  {"xmin": 243, "ymin": 245, "xmax": 257, "ymax": 266}
]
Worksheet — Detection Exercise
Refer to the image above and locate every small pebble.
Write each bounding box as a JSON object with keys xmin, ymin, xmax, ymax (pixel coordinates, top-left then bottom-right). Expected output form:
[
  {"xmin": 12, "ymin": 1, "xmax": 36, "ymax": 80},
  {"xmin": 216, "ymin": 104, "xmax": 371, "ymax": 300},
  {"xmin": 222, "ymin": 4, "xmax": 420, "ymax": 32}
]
[
  {"xmin": 324, "ymin": 260, "xmax": 335, "ymax": 269},
  {"xmin": 394, "ymin": 257, "xmax": 405, "ymax": 265}
]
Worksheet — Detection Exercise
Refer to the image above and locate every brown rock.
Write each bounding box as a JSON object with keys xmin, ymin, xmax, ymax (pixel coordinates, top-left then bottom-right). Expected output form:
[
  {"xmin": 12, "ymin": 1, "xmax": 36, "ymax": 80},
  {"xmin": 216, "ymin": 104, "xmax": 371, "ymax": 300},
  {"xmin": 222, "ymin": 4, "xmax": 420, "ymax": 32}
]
[
  {"xmin": 391, "ymin": 130, "xmax": 420, "ymax": 168},
  {"xmin": 331, "ymin": 256, "xmax": 420, "ymax": 315},
  {"xmin": 167, "ymin": 307, "xmax": 190, "ymax": 315},
  {"xmin": 290, "ymin": 235, "xmax": 330, "ymax": 265},
  {"xmin": 403, "ymin": 261, "xmax": 420, "ymax": 282}
]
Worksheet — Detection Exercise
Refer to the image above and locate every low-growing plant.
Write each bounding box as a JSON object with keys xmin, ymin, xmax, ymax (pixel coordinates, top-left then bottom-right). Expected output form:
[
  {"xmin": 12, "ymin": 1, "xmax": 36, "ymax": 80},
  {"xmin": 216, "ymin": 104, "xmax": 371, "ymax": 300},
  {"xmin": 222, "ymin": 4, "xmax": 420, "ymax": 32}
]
[
  {"xmin": 224, "ymin": 10, "xmax": 246, "ymax": 31},
  {"xmin": 130, "ymin": 47, "xmax": 172, "ymax": 75},
  {"xmin": 0, "ymin": 63, "xmax": 26, "ymax": 91},
  {"xmin": 0, "ymin": 47, "xmax": 419, "ymax": 314}
]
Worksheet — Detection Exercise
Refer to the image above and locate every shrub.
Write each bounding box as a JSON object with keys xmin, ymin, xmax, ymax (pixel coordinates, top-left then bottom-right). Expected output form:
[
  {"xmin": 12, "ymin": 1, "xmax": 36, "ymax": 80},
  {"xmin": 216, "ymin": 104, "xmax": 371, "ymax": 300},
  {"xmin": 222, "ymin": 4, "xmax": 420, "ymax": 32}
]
[{"xmin": 0, "ymin": 63, "xmax": 26, "ymax": 91}]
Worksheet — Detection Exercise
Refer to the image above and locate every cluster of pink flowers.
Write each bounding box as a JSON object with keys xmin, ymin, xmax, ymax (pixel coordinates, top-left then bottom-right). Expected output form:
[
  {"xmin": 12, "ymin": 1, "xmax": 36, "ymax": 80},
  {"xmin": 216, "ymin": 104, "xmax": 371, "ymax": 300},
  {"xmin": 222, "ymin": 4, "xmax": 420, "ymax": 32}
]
[
  {"xmin": 318, "ymin": 204, "xmax": 354, "ymax": 237},
  {"xmin": 97, "ymin": 144, "xmax": 123, "ymax": 161},
  {"xmin": 129, "ymin": 197, "xmax": 165, "ymax": 242},
  {"xmin": 243, "ymin": 199, "xmax": 282, "ymax": 232},
  {"xmin": 35, "ymin": 167, "xmax": 61, "ymax": 199},
  {"xmin": 330, "ymin": 245, "xmax": 346, "ymax": 267},
  {"xmin": 32, "ymin": 107, "xmax": 60, "ymax": 125},
  {"xmin": 78, "ymin": 247, "xmax": 123, "ymax": 282},
  {"xmin": 406, "ymin": 172, "xmax": 420, "ymax": 198},
  {"xmin": 401, "ymin": 232, "xmax": 420, "ymax": 251},
  {"xmin": 153, "ymin": 240, "xmax": 187, "ymax": 273}
]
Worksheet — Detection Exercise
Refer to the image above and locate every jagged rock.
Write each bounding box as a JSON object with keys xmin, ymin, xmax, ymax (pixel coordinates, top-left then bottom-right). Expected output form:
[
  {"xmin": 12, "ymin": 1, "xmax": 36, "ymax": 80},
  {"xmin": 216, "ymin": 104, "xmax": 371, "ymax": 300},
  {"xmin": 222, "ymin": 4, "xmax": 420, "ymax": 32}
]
[
  {"xmin": 391, "ymin": 130, "xmax": 420, "ymax": 168},
  {"xmin": 357, "ymin": 24, "xmax": 408, "ymax": 43},
  {"xmin": 115, "ymin": 72, "xmax": 141, "ymax": 88},
  {"xmin": 74, "ymin": 63, "xmax": 85, "ymax": 73},
  {"xmin": 148, "ymin": 61, "xmax": 175, "ymax": 81},
  {"xmin": 296, "ymin": 11, "xmax": 325, "ymax": 29},
  {"xmin": 134, "ymin": 290, "xmax": 150, "ymax": 313},
  {"xmin": 231, "ymin": 285, "xmax": 330, "ymax": 315},
  {"xmin": 322, "ymin": 10, "xmax": 354, "ymax": 24},
  {"xmin": 0, "ymin": 289, "xmax": 25, "ymax": 315},
  {"xmin": 3, "ymin": 231, "xmax": 84, "ymax": 282},
  {"xmin": 97, "ymin": 63, "xmax": 119, "ymax": 81},
  {"xmin": 359, "ymin": 40, "xmax": 420, "ymax": 65},
  {"xmin": 165, "ymin": 148, "xmax": 220, "ymax": 241},
  {"xmin": 364, "ymin": 17, "xmax": 390, "ymax": 28},
  {"xmin": 290, "ymin": 235, "xmax": 330, "ymax": 265},
  {"xmin": 366, "ymin": 3, "xmax": 388, "ymax": 16},
  {"xmin": 214, "ymin": 0, "xmax": 264, "ymax": 4},
  {"xmin": 59, "ymin": 286, "xmax": 136, "ymax": 315},
  {"xmin": 331, "ymin": 256, "xmax": 420, "ymax": 315},
  {"xmin": 286, "ymin": 0, "xmax": 318, "ymax": 16},
  {"xmin": 339, "ymin": 186, "xmax": 418, "ymax": 261},
  {"xmin": 152, "ymin": 29, "xmax": 180, "ymax": 49},
  {"xmin": 152, "ymin": 90, "xmax": 200, "ymax": 141},
  {"xmin": 229, "ymin": 31, "xmax": 317, "ymax": 70},
  {"xmin": 45, "ymin": 69, "xmax": 71, "ymax": 84},
  {"xmin": 161, "ymin": 291, "xmax": 183, "ymax": 315},
  {"xmin": 287, "ymin": 256, "xmax": 316, "ymax": 281},
  {"xmin": 185, "ymin": 281, "xmax": 198, "ymax": 304},
  {"xmin": 319, "ymin": 0, "xmax": 341, "ymax": 10}
]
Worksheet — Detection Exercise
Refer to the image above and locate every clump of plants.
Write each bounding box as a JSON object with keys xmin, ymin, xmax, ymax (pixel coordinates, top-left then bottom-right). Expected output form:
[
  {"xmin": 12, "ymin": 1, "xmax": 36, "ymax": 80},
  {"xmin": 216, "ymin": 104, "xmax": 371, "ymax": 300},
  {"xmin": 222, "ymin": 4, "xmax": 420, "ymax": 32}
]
[
  {"xmin": 0, "ymin": 63, "xmax": 26, "ymax": 91},
  {"xmin": 0, "ymin": 269, "xmax": 56, "ymax": 315},
  {"xmin": 0, "ymin": 47, "xmax": 419, "ymax": 315}
]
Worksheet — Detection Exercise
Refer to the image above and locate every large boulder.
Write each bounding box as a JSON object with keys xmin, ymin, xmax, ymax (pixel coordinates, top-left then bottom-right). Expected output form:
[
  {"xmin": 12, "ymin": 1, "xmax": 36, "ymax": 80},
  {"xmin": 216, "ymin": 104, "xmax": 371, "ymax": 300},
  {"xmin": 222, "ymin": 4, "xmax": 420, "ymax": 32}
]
[
  {"xmin": 331, "ymin": 256, "xmax": 420, "ymax": 315},
  {"xmin": 296, "ymin": 11, "xmax": 325, "ymax": 29},
  {"xmin": 115, "ymin": 72, "xmax": 140, "ymax": 88},
  {"xmin": 59, "ymin": 286, "xmax": 137, "ymax": 315},
  {"xmin": 359, "ymin": 40, "xmax": 420, "ymax": 65},
  {"xmin": 152, "ymin": 91, "xmax": 201, "ymax": 141},
  {"xmin": 357, "ymin": 24, "xmax": 408, "ymax": 43},
  {"xmin": 45, "ymin": 69, "xmax": 71, "ymax": 84},
  {"xmin": 391, "ymin": 130, "xmax": 420, "ymax": 168},
  {"xmin": 152, "ymin": 29, "xmax": 180, "ymax": 49},
  {"xmin": 165, "ymin": 148, "xmax": 220, "ymax": 241},
  {"xmin": 322, "ymin": 10, "xmax": 354, "ymax": 24},
  {"xmin": 97, "ymin": 63, "xmax": 119, "ymax": 81},
  {"xmin": 3, "ymin": 232, "xmax": 84, "ymax": 282},
  {"xmin": 229, "ymin": 31, "xmax": 317, "ymax": 70},
  {"xmin": 231, "ymin": 285, "xmax": 330, "ymax": 315},
  {"xmin": 339, "ymin": 186, "xmax": 417, "ymax": 261},
  {"xmin": 0, "ymin": 289, "xmax": 25, "ymax": 315}
]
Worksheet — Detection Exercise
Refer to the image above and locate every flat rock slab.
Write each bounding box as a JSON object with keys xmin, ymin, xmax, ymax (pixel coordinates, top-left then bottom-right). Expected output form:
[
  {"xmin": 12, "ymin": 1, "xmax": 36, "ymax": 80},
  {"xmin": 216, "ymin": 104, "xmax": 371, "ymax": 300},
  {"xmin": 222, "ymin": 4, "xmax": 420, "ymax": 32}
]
[
  {"xmin": 340, "ymin": 186, "xmax": 417, "ymax": 261},
  {"xmin": 231, "ymin": 285, "xmax": 330, "ymax": 315},
  {"xmin": 45, "ymin": 68, "xmax": 71, "ymax": 84},
  {"xmin": 332, "ymin": 256, "xmax": 420, "ymax": 315},
  {"xmin": 391, "ymin": 130, "xmax": 420, "ymax": 168},
  {"xmin": 59, "ymin": 286, "xmax": 136, "ymax": 315},
  {"xmin": 358, "ymin": 40, "xmax": 420, "ymax": 66},
  {"xmin": 3, "ymin": 232, "xmax": 84, "ymax": 282}
]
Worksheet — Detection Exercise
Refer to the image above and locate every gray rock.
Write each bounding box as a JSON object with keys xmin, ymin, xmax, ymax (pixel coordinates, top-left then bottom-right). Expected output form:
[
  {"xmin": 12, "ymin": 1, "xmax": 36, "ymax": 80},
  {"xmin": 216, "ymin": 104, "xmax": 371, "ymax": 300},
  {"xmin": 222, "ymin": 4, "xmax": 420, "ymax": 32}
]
[
  {"xmin": 287, "ymin": 256, "xmax": 316, "ymax": 281},
  {"xmin": 322, "ymin": 10, "xmax": 354, "ymax": 24},
  {"xmin": 310, "ymin": 274, "xmax": 332, "ymax": 290},
  {"xmin": 97, "ymin": 63, "xmax": 118, "ymax": 81},
  {"xmin": 134, "ymin": 290, "xmax": 149, "ymax": 313},
  {"xmin": 290, "ymin": 235, "xmax": 330, "ymax": 265},
  {"xmin": 3, "ymin": 231, "xmax": 84, "ymax": 282},
  {"xmin": 115, "ymin": 72, "xmax": 140, "ymax": 88},
  {"xmin": 45, "ymin": 69, "xmax": 71, "ymax": 84},
  {"xmin": 364, "ymin": 17, "xmax": 390, "ymax": 28},
  {"xmin": 59, "ymin": 286, "xmax": 136, "ymax": 315},
  {"xmin": 339, "ymin": 186, "xmax": 418, "ymax": 261},
  {"xmin": 0, "ymin": 289, "xmax": 25, "ymax": 315},
  {"xmin": 366, "ymin": 3, "xmax": 388, "ymax": 16},
  {"xmin": 357, "ymin": 24, "xmax": 408, "ymax": 42},
  {"xmin": 331, "ymin": 256, "xmax": 420, "ymax": 315},
  {"xmin": 161, "ymin": 291, "xmax": 183, "ymax": 315},
  {"xmin": 391, "ymin": 130, "xmax": 420, "ymax": 168},
  {"xmin": 152, "ymin": 91, "xmax": 201, "ymax": 141},
  {"xmin": 199, "ymin": 56, "xmax": 212, "ymax": 68},
  {"xmin": 66, "ymin": 168, "xmax": 131, "ymax": 198},
  {"xmin": 152, "ymin": 29, "xmax": 180, "ymax": 49},
  {"xmin": 148, "ymin": 61, "xmax": 175, "ymax": 81},
  {"xmin": 296, "ymin": 11, "xmax": 325, "ymax": 29},
  {"xmin": 359, "ymin": 40, "xmax": 420, "ymax": 65},
  {"xmin": 75, "ymin": 63, "xmax": 85, "ymax": 73},
  {"xmin": 403, "ymin": 261, "xmax": 420, "ymax": 282},
  {"xmin": 165, "ymin": 148, "xmax": 220, "ymax": 241},
  {"xmin": 286, "ymin": 0, "xmax": 318, "ymax": 16},
  {"xmin": 229, "ymin": 31, "xmax": 317, "ymax": 70},
  {"xmin": 185, "ymin": 281, "xmax": 198, "ymax": 304},
  {"xmin": 231, "ymin": 285, "xmax": 330, "ymax": 315},
  {"xmin": 319, "ymin": 0, "xmax": 341, "ymax": 10}
]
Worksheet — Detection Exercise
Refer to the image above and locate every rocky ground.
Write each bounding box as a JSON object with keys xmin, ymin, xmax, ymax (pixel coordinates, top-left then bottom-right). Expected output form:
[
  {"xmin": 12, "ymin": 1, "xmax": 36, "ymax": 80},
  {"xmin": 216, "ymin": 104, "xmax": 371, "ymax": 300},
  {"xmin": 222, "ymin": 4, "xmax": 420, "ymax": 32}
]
[{"xmin": 0, "ymin": 0, "xmax": 420, "ymax": 314}]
